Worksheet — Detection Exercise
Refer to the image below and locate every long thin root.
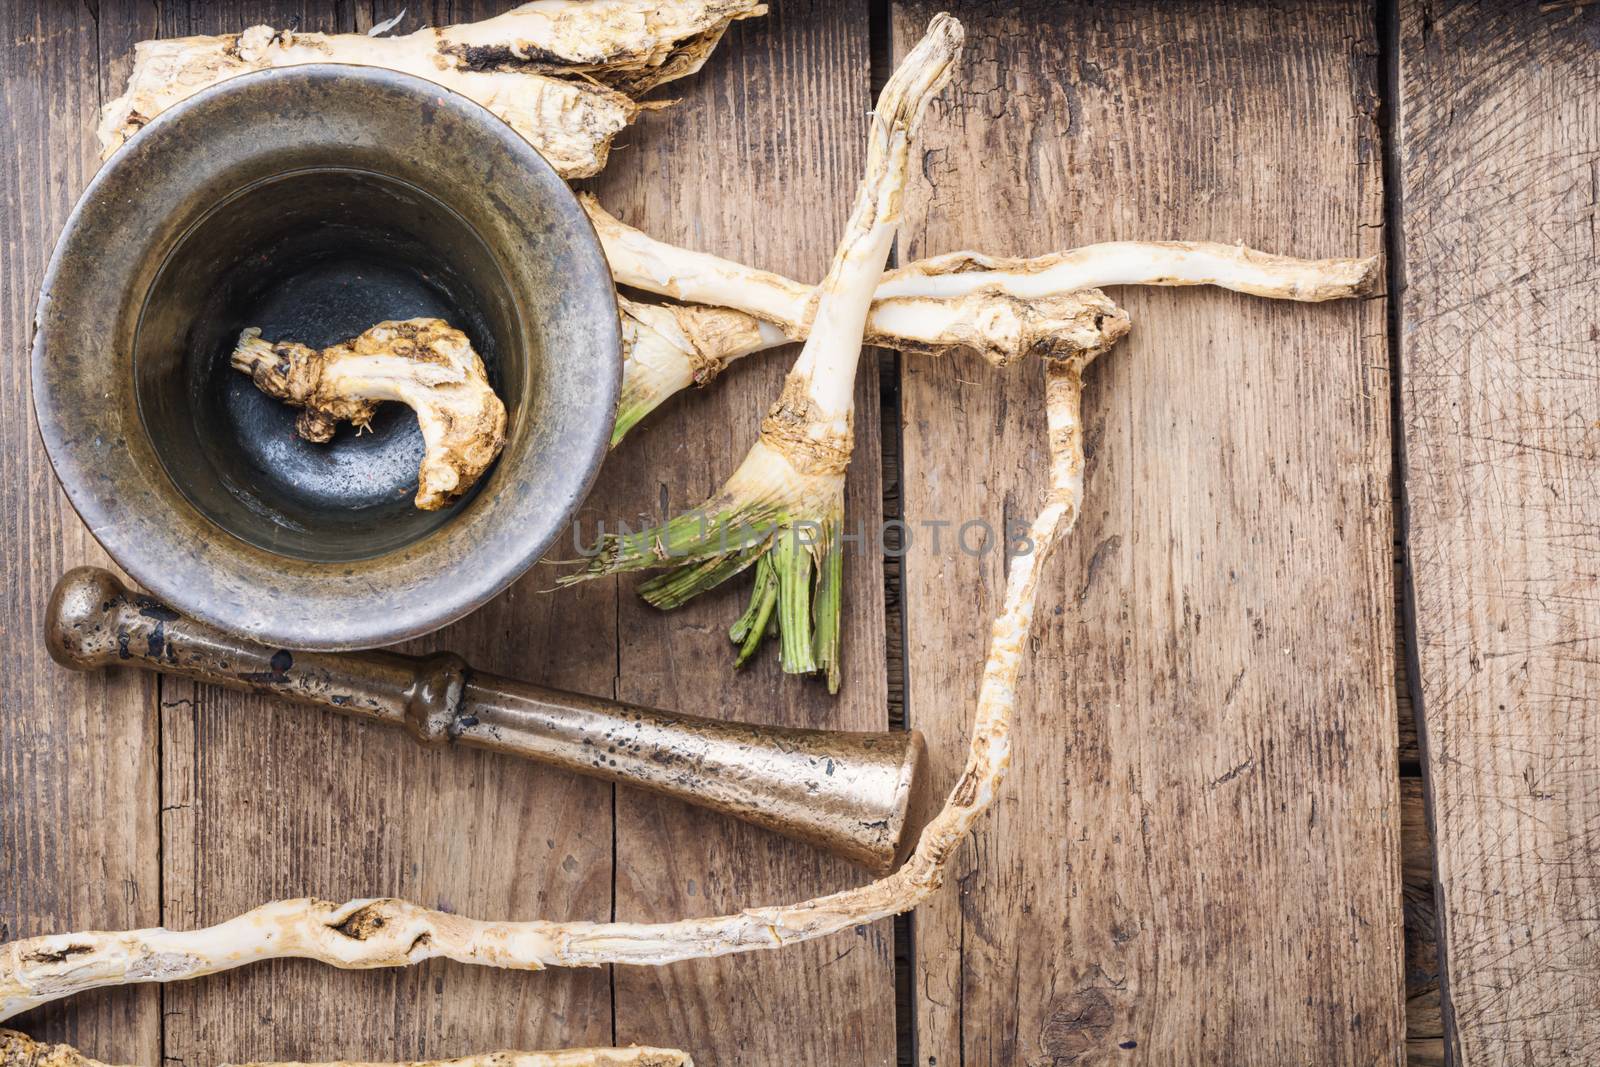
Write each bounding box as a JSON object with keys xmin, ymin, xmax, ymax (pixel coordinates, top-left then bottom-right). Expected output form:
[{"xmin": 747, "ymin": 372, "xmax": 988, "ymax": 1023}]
[{"xmin": 0, "ymin": 1029, "xmax": 692, "ymax": 1067}]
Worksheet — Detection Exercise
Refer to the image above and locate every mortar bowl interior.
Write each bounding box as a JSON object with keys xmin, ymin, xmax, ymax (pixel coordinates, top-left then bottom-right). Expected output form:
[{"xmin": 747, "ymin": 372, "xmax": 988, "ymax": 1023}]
[
  {"xmin": 138, "ymin": 167, "xmax": 524, "ymax": 562},
  {"xmin": 33, "ymin": 65, "xmax": 620, "ymax": 649}
]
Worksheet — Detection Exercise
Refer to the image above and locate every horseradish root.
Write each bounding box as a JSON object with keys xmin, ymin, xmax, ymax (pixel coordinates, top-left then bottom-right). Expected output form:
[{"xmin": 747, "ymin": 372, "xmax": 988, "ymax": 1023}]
[
  {"xmin": 99, "ymin": 0, "xmax": 766, "ymax": 177},
  {"xmin": 591, "ymin": 191, "xmax": 1379, "ymax": 318},
  {"xmin": 0, "ymin": 1030, "xmax": 692, "ymax": 1067},
  {"xmin": 0, "ymin": 321, "xmax": 1113, "ymax": 1020},
  {"xmin": 614, "ymin": 296, "xmax": 787, "ymax": 444},
  {"xmin": 611, "ymin": 287, "xmax": 1127, "ymax": 442},
  {"xmin": 232, "ymin": 319, "xmax": 506, "ymax": 510},
  {"xmin": 591, "ymin": 193, "xmax": 1376, "ymax": 437},
  {"xmin": 872, "ymin": 240, "xmax": 1380, "ymax": 303},
  {"xmin": 572, "ymin": 14, "xmax": 964, "ymax": 688}
]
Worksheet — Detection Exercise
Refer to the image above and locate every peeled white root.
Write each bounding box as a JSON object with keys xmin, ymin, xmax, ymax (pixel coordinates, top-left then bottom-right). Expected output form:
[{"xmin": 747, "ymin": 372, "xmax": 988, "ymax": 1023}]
[
  {"xmin": 597, "ymin": 191, "xmax": 1372, "ymax": 438},
  {"xmin": 589, "ymin": 192, "xmax": 1380, "ymax": 318},
  {"xmin": 592, "ymin": 191, "xmax": 1375, "ymax": 436},
  {"xmin": 592, "ymin": 190, "xmax": 1378, "ymax": 397},
  {"xmin": 0, "ymin": 1030, "xmax": 691, "ymax": 1067},
  {"xmin": 874, "ymin": 240, "xmax": 1381, "ymax": 303},
  {"xmin": 780, "ymin": 15, "xmax": 963, "ymax": 418},
  {"xmin": 573, "ymin": 13, "xmax": 964, "ymax": 688},
  {"xmin": 99, "ymin": 0, "xmax": 766, "ymax": 177},
  {"xmin": 613, "ymin": 287, "xmax": 1127, "ymax": 442},
  {"xmin": 231, "ymin": 319, "xmax": 506, "ymax": 511}
]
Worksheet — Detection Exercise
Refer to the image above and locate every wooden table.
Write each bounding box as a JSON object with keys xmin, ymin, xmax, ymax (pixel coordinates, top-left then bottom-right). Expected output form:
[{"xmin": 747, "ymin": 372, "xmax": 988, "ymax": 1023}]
[{"xmin": 2, "ymin": 2, "xmax": 1595, "ymax": 1064}]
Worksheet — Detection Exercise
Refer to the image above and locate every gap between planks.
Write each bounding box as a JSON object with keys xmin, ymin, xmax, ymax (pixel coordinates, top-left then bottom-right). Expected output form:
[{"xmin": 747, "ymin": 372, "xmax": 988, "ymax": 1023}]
[{"xmin": 1376, "ymin": 0, "xmax": 1445, "ymax": 1062}]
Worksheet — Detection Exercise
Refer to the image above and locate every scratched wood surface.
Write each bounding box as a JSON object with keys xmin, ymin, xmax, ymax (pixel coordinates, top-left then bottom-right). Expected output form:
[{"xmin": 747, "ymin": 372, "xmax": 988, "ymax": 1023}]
[
  {"xmin": 892, "ymin": 3, "xmax": 1404, "ymax": 1064},
  {"xmin": 1397, "ymin": 2, "xmax": 1600, "ymax": 1063}
]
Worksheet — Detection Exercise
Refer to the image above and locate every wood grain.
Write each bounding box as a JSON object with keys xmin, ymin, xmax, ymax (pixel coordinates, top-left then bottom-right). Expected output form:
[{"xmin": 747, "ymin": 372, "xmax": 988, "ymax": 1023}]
[
  {"xmin": 0, "ymin": 2, "xmax": 161, "ymax": 1063},
  {"xmin": 150, "ymin": 3, "xmax": 612, "ymax": 1062},
  {"xmin": 1397, "ymin": 2, "xmax": 1600, "ymax": 1062},
  {"xmin": 584, "ymin": 4, "xmax": 897, "ymax": 1064},
  {"xmin": 892, "ymin": 2, "xmax": 1403, "ymax": 1064}
]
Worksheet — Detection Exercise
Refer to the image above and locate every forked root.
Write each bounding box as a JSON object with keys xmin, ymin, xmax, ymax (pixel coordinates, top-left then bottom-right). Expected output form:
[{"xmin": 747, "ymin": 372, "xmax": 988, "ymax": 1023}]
[
  {"xmin": 99, "ymin": 0, "xmax": 767, "ymax": 177},
  {"xmin": 231, "ymin": 319, "xmax": 507, "ymax": 511},
  {"xmin": 0, "ymin": 1030, "xmax": 691, "ymax": 1067},
  {"xmin": 612, "ymin": 288, "xmax": 1127, "ymax": 442},
  {"xmin": 0, "ymin": 299, "xmax": 1114, "ymax": 1027},
  {"xmin": 593, "ymin": 192, "xmax": 1374, "ymax": 439}
]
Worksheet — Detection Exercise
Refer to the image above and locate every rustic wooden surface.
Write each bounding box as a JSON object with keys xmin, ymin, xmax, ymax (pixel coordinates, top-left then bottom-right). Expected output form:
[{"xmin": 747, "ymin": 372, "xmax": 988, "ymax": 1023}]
[
  {"xmin": 1398, "ymin": 2, "xmax": 1600, "ymax": 1064},
  {"xmin": 16, "ymin": 0, "xmax": 1593, "ymax": 1064},
  {"xmin": 0, "ymin": 4, "xmax": 161, "ymax": 1064},
  {"xmin": 891, "ymin": 2, "xmax": 1404, "ymax": 1064}
]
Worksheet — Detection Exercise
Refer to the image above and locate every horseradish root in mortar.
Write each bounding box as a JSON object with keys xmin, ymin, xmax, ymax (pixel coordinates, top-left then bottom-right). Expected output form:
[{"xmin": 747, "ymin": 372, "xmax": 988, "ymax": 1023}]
[
  {"xmin": 232, "ymin": 318, "xmax": 506, "ymax": 510},
  {"xmin": 98, "ymin": 0, "xmax": 767, "ymax": 177}
]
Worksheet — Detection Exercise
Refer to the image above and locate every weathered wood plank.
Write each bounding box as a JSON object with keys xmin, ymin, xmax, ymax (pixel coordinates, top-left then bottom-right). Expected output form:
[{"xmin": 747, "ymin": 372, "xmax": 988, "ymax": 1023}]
[
  {"xmin": 586, "ymin": 4, "xmax": 898, "ymax": 1064},
  {"xmin": 893, "ymin": 2, "xmax": 1402, "ymax": 1063},
  {"xmin": 1397, "ymin": 2, "xmax": 1600, "ymax": 1062},
  {"xmin": 0, "ymin": 1, "xmax": 162, "ymax": 1062},
  {"xmin": 148, "ymin": 4, "xmax": 612, "ymax": 1061}
]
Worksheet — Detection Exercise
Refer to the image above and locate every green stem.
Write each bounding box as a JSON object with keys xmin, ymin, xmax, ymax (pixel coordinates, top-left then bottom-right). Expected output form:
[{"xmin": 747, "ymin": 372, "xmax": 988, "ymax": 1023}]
[
  {"xmin": 729, "ymin": 552, "xmax": 779, "ymax": 645},
  {"xmin": 611, "ymin": 398, "xmax": 656, "ymax": 446},
  {"xmin": 638, "ymin": 541, "xmax": 767, "ymax": 610},
  {"xmin": 810, "ymin": 517, "xmax": 844, "ymax": 693},
  {"xmin": 565, "ymin": 502, "xmax": 783, "ymax": 581},
  {"xmin": 560, "ymin": 462, "xmax": 850, "ymax": 685},
  {"xmin": 732, "ymin": 554, "xmax": 780, "ymax": 666},
  {"xmin": 772, "ymin": 526, "xmax": 818, "ymax": 675}
]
